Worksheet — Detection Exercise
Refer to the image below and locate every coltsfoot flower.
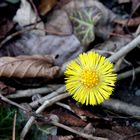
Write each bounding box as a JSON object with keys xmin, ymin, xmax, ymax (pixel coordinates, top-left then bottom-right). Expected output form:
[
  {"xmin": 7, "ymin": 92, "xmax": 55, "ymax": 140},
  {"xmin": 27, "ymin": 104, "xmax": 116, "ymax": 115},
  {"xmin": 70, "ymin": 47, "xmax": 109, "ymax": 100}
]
[{"xmin": 64, "ymin": 52, "xmax": 117, "ymax": 106}]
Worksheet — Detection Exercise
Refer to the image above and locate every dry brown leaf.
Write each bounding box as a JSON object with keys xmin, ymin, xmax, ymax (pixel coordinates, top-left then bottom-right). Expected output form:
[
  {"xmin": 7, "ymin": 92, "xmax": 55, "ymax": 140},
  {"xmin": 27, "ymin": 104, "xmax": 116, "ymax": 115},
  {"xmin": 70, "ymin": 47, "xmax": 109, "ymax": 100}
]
[
  {"xmin": 0, "ymin": 55, "xmax": 59, "ymax": 78},
  {"xmin": 50, "ymin": 109, "xmax": 87, "ymax": 127},
  {"xmin": 39, "ymin": 0, "xmax": 58, "ymax": 16},
  {"xmin": 95, "ymin": 128, "xmax": 123, "ymax": 140}
]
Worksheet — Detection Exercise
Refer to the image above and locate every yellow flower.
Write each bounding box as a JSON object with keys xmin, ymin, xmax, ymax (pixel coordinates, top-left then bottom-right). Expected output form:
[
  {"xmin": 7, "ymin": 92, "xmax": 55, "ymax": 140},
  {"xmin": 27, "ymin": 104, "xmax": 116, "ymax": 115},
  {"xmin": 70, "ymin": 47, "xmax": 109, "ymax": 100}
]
[{"xmin": 64, "ymin": 52, "xmax": 117, "ymax": 106}]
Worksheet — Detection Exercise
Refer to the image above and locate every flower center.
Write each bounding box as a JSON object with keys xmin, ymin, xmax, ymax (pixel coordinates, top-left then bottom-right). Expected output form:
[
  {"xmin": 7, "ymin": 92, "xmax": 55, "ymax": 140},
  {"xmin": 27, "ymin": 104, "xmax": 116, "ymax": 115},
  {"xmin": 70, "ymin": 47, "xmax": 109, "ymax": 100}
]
[{"xmin": 81, "ymin": 69, "xmax": 99, "ymax": 88}]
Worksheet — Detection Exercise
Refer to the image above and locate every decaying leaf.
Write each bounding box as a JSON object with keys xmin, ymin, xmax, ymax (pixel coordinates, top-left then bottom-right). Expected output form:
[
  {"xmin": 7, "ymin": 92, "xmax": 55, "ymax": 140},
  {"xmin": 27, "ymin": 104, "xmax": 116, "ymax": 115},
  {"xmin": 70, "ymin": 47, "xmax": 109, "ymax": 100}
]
[
  {"xmin": 91, "ymin": 36, "xmax": 132, "ymax": 57},
  {"xmin": 13, "ymin": 0, "xmax": 45, "ymax": 35},
  {"xmin": 0, "ymin": 55, "xmax": 59, "ymax": 78},
  {"xmin": 45, "ymin": 10, "xmax": 72, "ymax": 35},
  {"xmin": 39, "ymin": 0, "xmax": 58, "ymax": 16},
  {"xmin": 2, "ymin": 33, "xmax": 83, "ymax": 66},
  {"xmin": 50, "ymin": 109, "xmax": 87, "ymax": 127}
]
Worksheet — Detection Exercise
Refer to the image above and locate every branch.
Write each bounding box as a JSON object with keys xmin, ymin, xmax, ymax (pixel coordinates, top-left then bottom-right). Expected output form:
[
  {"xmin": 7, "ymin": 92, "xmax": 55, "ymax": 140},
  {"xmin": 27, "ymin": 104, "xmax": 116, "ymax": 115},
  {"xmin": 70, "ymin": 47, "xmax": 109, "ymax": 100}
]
[
  {"xmin": 108, "ymin": 35, "xmax": 140, "ymax": 63},
  {"xmin": 20, "ymin": 93, "xmax": 70, "ymax": 140},
  {"xmin": 51, "ymin": 121, "xmax": 108, "ymax": 140},
  {"xmin": 117, "ymin": 66, "xmax": 140, "ymax": 80},
  {"xmin": 102, "ymin": 99, "xmax": 140, "ymax": 118},
  {"xmin": 29, "ymin": 85, "xmax": 65, "ymax": 108},
  {"xmin": 7, "ymin": 84, "xmax": 62, "ymax": 99},
  {"xmin": 0, "ymin": 93, "xmax": 29, "ymax": 112}
]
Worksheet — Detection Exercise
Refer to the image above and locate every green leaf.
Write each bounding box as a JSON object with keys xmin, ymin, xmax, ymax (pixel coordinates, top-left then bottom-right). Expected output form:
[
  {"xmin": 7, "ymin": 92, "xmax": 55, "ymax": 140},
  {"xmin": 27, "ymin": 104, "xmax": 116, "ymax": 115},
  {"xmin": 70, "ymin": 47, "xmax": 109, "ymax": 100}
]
[{"xmin": 70, "ymin": 8, "xmax": 95, "ymax": 46}]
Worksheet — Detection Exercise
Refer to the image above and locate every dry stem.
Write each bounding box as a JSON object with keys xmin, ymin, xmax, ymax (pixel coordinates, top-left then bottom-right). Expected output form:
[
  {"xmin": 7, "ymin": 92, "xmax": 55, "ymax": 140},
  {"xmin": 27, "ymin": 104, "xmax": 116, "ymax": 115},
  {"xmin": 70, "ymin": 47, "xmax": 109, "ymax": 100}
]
[
  {"xmin": 51, "ymin": 122, "xmax": 108, "ymax": 140},
  {"xmin": 20, "ymin": 93, "xmax": 70, "ymax": 140},
  {"xmin": 102, "ymin": 99, "xmax": 140, "ymax": 118},
  {"xmin": 7, "ymin": 84, "xmax": 62, "ymax": 99},
  {"xmin": 12, "ymin": 111, "xmax": 17, "ymax": 140},
  {"xmin": 29, "ymin": 85, "xmax": 65, "ymax": 108}
]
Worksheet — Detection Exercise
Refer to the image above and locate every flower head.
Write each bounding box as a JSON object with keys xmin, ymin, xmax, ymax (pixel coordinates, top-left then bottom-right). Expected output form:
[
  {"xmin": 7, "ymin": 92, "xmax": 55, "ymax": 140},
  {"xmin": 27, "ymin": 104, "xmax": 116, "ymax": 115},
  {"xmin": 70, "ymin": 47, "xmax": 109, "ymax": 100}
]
[{"xmin": 64, "ymin": 52, "xmax": 117, "ymax": 106}]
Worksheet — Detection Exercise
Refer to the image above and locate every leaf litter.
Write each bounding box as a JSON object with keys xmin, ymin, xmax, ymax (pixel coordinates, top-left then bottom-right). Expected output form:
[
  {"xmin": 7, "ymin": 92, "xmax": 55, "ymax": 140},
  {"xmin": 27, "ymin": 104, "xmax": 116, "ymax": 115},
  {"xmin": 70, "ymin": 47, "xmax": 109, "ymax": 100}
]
[{"xmin": 0, "ymin": 0, "xmax": 140, "ymax": 140}]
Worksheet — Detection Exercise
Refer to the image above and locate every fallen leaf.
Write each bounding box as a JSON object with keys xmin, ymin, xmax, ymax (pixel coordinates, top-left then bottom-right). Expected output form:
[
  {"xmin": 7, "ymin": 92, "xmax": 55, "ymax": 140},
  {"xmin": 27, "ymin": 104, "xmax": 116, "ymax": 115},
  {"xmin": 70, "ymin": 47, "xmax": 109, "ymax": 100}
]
[
  {"xmin": 91, "ymin": 36, "xmax": 132, "ymax": 57},
  {"xmin": 45, "ymin": 9, "xmax": 72, "ymax": 35},
  {"xmin": 50, "ymin": 109, "xmax": 87, "ymax": 127},
  {"xmin": 95, "ymin": 128, "xmax": 123, "ymax": 140},
  {"xmin": 39, "ymin": 0, "xmax": 58, "ymax": 16},
  {"xmin": 69, "ymin": 103, "xmax": 101, "ymax": 120},
  {"xmin": 0, "ymin": 55, "xmax": 59, "ymax": 78},
  {"xmin": 2, "ymin": 33, "xmax": 83, "ymax": 66},
  {"xmin": 13, "ymin": 0, "xmax": 45, "ymax": 35}
]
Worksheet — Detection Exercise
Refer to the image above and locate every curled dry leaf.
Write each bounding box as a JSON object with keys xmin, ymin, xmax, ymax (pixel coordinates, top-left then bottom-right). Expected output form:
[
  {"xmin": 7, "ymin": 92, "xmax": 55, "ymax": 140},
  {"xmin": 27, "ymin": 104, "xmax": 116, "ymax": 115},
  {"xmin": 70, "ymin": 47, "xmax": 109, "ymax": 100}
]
[{"xmin": 0, "ymin": 55, "xmax": 59, "ymax": 78}]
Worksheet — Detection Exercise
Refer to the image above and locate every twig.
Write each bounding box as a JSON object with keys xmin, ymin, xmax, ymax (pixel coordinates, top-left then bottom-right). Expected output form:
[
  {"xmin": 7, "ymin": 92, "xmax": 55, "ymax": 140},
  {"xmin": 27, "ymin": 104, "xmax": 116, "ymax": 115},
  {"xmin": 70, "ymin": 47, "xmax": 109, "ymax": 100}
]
[
  {"xmin": 7, "ymin": 84, "xmax": 62, "ymax": 99},
  {"xmin": 51, "ymin": 121, "xmax": 108, "ymax": 140},
  {"xmin": 114, "ymin": 57, "xmax": 124, "ymax": 72},
  {"xmin": 29, "ymin": 85, "xmax": 65, "ymax": 108},
  {"xmin": 0, "ymin": 93, "xmax": 29, "ymax": 112},
  {"xmin": 108, "ymin": 34, "xmax": 140, "ymax": 63},
  {"xmin": 102, "ymin": 99, "xmax": 140, "ymax": 118},
  {"xmin": 56, "ymin": 102, "xmax": 74, "ymax": 113},
  {"xmin": 20, "ymin": 93, "xmax": 70, "ymax": 140},
  {"xmin": 117, "ymin": 66, "xmax": 140, "ymax": 80},
  {"xmin": 12, "ymin": 111, "xmax": 17, "ymax": 140}
]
